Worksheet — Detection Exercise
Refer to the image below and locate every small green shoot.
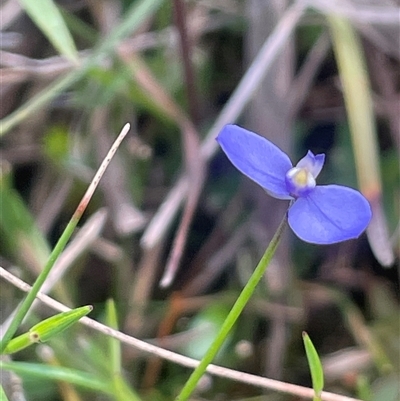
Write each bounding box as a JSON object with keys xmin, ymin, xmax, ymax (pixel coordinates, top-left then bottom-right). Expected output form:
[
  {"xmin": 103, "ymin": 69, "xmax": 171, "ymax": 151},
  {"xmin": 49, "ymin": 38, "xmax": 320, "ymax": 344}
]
[
  {"xmin": 302, "ymin": 331, "xmax": 324, "ymax": 401},
  {"xmin": 3, "ymin": 305, "xmax": 92, "ymax": 355}
]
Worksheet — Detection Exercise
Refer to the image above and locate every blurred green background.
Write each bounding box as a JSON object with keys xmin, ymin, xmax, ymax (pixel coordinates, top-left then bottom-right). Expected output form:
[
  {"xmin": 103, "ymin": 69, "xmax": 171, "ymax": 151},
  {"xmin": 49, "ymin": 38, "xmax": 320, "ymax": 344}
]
[{"xmin": 0, "ymin": 0, "xmax": 399, "ymax": 400}]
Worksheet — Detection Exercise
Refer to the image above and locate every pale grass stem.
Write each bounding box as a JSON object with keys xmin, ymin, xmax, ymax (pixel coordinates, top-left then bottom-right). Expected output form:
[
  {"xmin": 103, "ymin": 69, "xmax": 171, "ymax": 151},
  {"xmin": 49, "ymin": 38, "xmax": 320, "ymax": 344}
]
[
  {"xmin": 0, "ymin": 267, "xmax": 361, "ymax": 401},
  {"xmin": 0, "ymin": 123, "xmax": 130, "ymax": 353}
]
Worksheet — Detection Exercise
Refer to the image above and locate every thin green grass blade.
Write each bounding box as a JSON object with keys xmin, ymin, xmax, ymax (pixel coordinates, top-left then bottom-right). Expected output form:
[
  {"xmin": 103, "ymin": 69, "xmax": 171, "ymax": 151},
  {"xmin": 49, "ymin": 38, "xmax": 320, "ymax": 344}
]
[
  {"xmin": 18, "ymin": 0, "xmax": 78, "ymax": 63},
  {"xmin": 181, "ymin": 304, "xmax": 232, "ymax": 362},
  {"xmin": 0, "ymin": 385, "xmax": 10, "ymax": 401},
  {"xmin": 105, "ymin": 299, "xmax": 121, "ymax": 376},
  {"xmin": 1, "ymin": 0, "xmax": 164, "ymax": 136},
  {"xmin": 0, "ymin": 361, "xmax": 113, "ymax": 395},
  {"xmin": 60, "ymin": 8, "xmax": 98, "ymax": 45},
  {"xmin": 176, "ymin": 216, "xmax": 287, "ymax": 401},
  {"xmin": 302, "ymin": 332, "xmax": 324, "ymax": 399},
  {"xmin": 0, "ymin": 72, "xmax": 80, "ymax": 136},
  {"xmin": 105, "ymin": 301, "xmax": 142, "ymax": 400}
]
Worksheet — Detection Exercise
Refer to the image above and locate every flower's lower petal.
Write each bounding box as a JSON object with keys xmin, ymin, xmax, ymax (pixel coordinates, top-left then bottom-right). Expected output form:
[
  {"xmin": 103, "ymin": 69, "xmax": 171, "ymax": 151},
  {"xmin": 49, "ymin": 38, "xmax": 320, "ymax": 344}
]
[
  {"xmin": 288, "ymin": 185, "xmax": 372, "ymax": 244},
  {"xmin": 217, "ymin": 125, "xmax": 292, "ymax": 199}
]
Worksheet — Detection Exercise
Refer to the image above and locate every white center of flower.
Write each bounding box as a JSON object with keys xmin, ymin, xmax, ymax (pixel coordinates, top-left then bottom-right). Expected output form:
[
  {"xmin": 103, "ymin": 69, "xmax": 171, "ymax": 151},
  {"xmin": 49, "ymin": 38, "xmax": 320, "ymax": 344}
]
[{"xmin": 285, "ymin": 167, "xmax": 316, "ymax": 197}]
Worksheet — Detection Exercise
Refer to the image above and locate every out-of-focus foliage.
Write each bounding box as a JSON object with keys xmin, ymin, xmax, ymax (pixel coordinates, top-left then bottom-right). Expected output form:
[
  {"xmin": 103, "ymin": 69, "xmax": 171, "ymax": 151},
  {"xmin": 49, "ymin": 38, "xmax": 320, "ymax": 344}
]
[{"xmin": 0, "ymin": 0, "xmax": 398, "ymax": 400}]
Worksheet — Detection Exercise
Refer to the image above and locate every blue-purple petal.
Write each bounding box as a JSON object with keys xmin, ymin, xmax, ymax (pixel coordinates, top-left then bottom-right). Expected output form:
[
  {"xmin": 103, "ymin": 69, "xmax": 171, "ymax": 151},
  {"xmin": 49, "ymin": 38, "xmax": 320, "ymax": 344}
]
[
  {"xmin": 296, "ymin": 151, "xmax": 325, "ymax": 178},
  {"xmin": 217, "ymin": 125, "xmax": 293, "ymax": 199},
  {"xmin": 288, "ymin": 185, "xmax": 372, "ymax": 244}
]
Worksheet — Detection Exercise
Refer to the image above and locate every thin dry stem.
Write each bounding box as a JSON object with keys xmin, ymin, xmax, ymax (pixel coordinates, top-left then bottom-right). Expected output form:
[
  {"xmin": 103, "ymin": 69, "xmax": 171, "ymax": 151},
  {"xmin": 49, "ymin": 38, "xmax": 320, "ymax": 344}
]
[
  {"xmin": 0, "ymin": 266, "xmax": 361, "ymax": 401},
  {"xmin": 72, "ymin": 123, "xmax": 130, "ymax": 220}
]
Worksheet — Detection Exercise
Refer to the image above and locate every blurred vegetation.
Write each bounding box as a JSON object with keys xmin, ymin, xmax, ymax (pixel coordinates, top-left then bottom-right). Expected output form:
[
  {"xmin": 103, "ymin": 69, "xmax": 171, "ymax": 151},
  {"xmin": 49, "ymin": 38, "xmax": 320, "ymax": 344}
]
[{"xmin": 0, "ymin": 0, "xmax": 399, "ymax": 400}]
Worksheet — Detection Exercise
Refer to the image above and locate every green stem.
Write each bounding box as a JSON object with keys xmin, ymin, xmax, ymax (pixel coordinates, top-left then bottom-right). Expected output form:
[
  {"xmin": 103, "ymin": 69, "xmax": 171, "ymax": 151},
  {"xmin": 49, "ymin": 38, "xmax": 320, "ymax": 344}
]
[
  {"xmin": 0, "ymin": 123, "xmax": 130, "ymax": 354},
  {"xmin": 0, "ymin": 217, "xmax": 80, "ymax": 353},
  {"xmin": 175, "ymin": 214, "xmax": 287, "ymax": 401}
]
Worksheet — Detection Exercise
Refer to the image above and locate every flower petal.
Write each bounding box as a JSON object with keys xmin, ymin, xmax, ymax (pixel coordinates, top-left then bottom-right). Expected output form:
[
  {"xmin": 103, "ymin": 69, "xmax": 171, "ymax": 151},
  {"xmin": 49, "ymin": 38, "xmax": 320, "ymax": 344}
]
[
  {"xmin": 217, "ymin": 125, "xmax": 293, "ymax": 199},
  {"xmin": 288, "ymin": 185, "xmax": 372, "ymax": 244},
  {"xmin": 296, "ymin": 151, "xmax": 325, "ymax": 178}
]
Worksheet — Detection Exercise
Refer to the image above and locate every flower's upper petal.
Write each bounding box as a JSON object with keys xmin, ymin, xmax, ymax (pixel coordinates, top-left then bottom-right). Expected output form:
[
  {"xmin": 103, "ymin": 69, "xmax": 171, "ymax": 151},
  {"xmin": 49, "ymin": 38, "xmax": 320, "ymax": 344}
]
[
  {"xmin": 288, "ymin": 185, "xmax": 372, "ymax": 244},
  {"xmin": 217, "ymin": 125, "xmax": 293, "ymax": 199},
  {"xmin": 296, "ymin": 151, "xmax": 325, "ymax": 178}
]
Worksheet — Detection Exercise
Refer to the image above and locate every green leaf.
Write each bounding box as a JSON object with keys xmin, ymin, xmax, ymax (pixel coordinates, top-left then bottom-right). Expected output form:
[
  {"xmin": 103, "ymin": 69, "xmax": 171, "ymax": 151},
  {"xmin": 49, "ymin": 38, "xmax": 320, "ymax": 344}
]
[
  {"xmin": 105, "ymin": 299, "xmax": 121, "ymax": 376},
  {"xmin": 176, "ymin": 216, "xmax": 287, "ymax": 400},
  {"xmin": 18, "ymin": 0, "xmax": 78, "ymax": 63},
  {"xmin": 0, "ymin": 361, "xmax": 112, "ymax": 395},
  {"xmin": 29, "ymin": 305, "xmax": 92, "ymax": 342},
  {"xmin": 302, "ymin": 331, "xmax": 324, "ymax": 398},
  {"xmin": 3, "ymin": 306, "xmax": 92, "ymax": 354},
  {"xmin": 104, "ymin": 300, "xmax": 142, "ymax": 401}
]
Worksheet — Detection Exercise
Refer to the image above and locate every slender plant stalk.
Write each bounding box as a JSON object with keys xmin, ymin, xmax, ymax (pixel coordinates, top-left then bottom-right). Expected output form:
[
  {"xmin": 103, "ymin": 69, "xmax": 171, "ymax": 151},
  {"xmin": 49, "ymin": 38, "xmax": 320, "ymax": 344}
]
[
  {"xmin": 0, "ymin": 124, "xmax": 130, "ymax": 354},
  {"xmin": 175, "ymin": 215, "xmax": 287, "ymax": 401},
  {"xmin": 0, "ymin": 384, "xmax": 10, "ymax": 401}
]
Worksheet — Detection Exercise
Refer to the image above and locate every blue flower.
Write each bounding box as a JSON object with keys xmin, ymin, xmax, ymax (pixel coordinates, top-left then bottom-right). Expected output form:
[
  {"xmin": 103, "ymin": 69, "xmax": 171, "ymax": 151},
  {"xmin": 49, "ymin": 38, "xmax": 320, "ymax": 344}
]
[{"xmin": 217, "ymin": 124, "xmax": 372, "ymax": 244}]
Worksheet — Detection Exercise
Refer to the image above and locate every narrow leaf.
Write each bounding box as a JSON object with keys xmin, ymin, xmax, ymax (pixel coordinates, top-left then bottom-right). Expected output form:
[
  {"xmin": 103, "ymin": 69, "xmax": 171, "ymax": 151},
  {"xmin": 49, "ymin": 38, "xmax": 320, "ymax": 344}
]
[
  {"xmin": 302, "ymin": 331, "xmax": 324, "ymax": 397},
  {"xmin": 0, "ymin": 361, "xmax": 112, "ymax": 394},
  {"xmin": 0, "ymin": 384, "xmax": 10, "ymax": 401},
  {"xmin": 18, "ymin": 0, "xmax": 78, "ymax": 63},
  {"xmin": 3, "ymin": 306, "xmax": 92, "ymax": 355},
  {"xmin": 104, "ymin": 300, "xmax": 142, "ymax": 400},
  {"xmin": 29, "ymin": 305, "xmax": 92, "ymax": 342},
  {"xmin": 105, "ymin": 299, "xmax": 121, "ymax": 375}
]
